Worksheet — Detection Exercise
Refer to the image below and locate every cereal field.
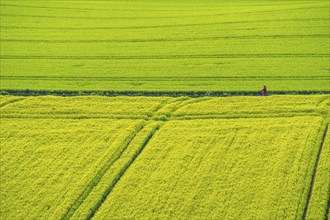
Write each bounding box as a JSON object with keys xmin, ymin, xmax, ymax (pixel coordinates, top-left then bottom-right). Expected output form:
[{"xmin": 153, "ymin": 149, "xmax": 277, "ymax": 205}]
[{"xmin": 0, "ymin": 0, "xmax": 329, "ymax": 92}]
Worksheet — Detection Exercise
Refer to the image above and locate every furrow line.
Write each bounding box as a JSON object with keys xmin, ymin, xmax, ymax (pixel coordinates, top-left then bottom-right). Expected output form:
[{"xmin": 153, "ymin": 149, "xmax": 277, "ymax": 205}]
[
  {"xmin": 86, "ymin": 124, "xmax": 162, "ymax": 220},
  {"xmin": 61, "ymin": 97, "xmax": 178, "ymax": 219},
  {"xmin": 85, "ymin": 96, "xmax": 200, "ymax": 218},
  {"xmin": 0, "ymin": 18, "xmax": 327, "ymax": 30},
  {"xmin": 302, "ymin": 124, "xmax": 329, "ymax": 220},
  {"xmin": 1, "ymin": 76, "xmax": 329, "ymax": 81},
  {"xmin": 0, "ymin": 2, "xmax": 324, "ymax": 14},
  {"xmin": 61, "ymin": 122, "xmax": 145, "ymax": 220},
  {"xmin": 0, "ymin": 3, "xmax": 222, "ymax": 12},
  {"xmin": 2, "ymin": 34, "xmax": 328, "ymax": 43},
  {"xmin": 0, "ymin": 13, "xmax": 183, "ymax": 20},
  {"xmin": 326, "ymin": 196, "xmax": 330, "ymax": 220},
  {"xmin": 2, "ymin": 25, "xmax": 327, "ymax": 30},
  {"xmin": 1, "ymin": 54, "xmax": 328, "ymax": 60},
  {"xmin": 0, "ymin": 97, "xmax": 25, "ymax": 108},
  {"xmin": 0, "ymin": 113, "xmax": 324, "ymax": 120}
]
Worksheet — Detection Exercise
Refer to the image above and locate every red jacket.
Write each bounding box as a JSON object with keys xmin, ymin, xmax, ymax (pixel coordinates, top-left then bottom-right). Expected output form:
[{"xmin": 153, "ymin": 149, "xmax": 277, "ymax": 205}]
[{"xmin": 261, "ymin": 87, "xmax": 267, "ymax": 93}]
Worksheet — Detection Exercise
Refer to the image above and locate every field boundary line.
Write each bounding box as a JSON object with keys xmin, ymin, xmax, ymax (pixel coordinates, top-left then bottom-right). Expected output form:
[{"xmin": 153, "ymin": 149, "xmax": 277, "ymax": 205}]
[
  {"xmin": 302, "ymin": 124, "xmax": 329, "ymax": 220},
  {"xmin": 0, "ymin": 97, "xmax": 25, "ymax": 108},
  {"xmin": 1, "ymin": 89, "xmax": 329, "ymax": 97},
  {"xmin": 61, "ymin": 122, "xmax": 145, "ymax": 220}
]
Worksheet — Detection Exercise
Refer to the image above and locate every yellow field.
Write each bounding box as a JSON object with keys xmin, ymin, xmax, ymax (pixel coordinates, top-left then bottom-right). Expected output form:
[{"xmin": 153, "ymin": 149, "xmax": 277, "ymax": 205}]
[{"xmin": 1, "ymin": 95, "xmax": 329, "ymax": 219}]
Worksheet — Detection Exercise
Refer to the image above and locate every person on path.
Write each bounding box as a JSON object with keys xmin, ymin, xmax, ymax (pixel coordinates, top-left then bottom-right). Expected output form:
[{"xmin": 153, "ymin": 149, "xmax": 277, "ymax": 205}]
[{"xmin": 260, "ymin": 85, "xmax": 268, "ymax": 96}]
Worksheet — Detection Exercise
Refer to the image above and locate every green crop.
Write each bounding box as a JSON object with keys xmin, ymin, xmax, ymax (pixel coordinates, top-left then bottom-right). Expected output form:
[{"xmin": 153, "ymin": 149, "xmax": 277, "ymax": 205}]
[
  {"xmin": 1, "ymin": 95, "xmax": 329, "ymax": 219},
  {"xmin": 1, "ymin": 0, "xmax": 329, "ymax": 92}
]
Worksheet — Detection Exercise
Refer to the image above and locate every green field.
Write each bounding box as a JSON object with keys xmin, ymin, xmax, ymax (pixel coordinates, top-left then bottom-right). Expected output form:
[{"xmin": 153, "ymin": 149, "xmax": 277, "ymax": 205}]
[
  {"xmin": 1, "ymin": 0, "xmax": 329, "ymax": 92},
  {"xmin": 1, "ymin": 95, "xmax": 329, "ymax": 219}
]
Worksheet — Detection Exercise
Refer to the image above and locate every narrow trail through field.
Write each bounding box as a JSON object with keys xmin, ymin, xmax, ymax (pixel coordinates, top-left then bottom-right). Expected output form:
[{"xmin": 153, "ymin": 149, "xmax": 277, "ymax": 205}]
[
  {"xmin": 1, "ymin": 90, "xmax": 329, "ymax": 97},
  {"xmin": 302, "ymin": 124, "xmax": 329, "ymax": 220}
]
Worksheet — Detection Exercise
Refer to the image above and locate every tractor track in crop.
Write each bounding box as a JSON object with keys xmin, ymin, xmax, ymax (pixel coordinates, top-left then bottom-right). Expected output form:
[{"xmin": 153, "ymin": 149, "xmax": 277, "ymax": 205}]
[
  {"xmin": 0, "ymin": 17, "xmax": 327, "ymax": 29},
  {"xmin": 2, "ymin": 24, "xmax": 327, "ymax": 31},
  {"xmin": 0, "ymin": 97, "xmax": 25, "ymax": 108},
  {"xmin": 1, "ymin": 53, "xmax": 328, "ymax": 60},
  {"xmin": 85, "ymin": 123, "xmax": 162, "ymax": 220},
  {"xmin": 0, "ymin": 113, "xmax": 323, "ymax": 120},
  {"xmin": 82, "ymin": 97, "xmax": 209, "ymax": 219},
  {"xmin": 326, "ymin": 195, "xmax": 330, "ymax": 220},
  {"xmin": 61, "ymin": 98, "xmax": 175, "ymax": 220},
  {"xmin": 302, "ymin": 124, "xmax": 329, "ymax": 220},
  {"xmin": 61, "ymin": 97, "xmax": 189, "ymax": 219},
  {"xmin": 61, "ymin": 121, "xmax": 146, "ymax": 220},
  {"xmin": 2, "ymin": 34, "xmax": 329, "ymax": 43}
]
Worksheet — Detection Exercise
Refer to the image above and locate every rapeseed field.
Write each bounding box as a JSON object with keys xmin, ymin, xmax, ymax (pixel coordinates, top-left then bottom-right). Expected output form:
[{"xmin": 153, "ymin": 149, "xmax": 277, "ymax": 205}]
[{"xmin": 1, "ymin": 96, "xmax": 329, "ymax": 219}]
